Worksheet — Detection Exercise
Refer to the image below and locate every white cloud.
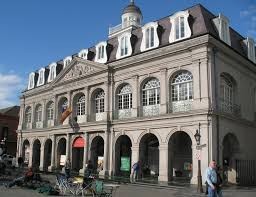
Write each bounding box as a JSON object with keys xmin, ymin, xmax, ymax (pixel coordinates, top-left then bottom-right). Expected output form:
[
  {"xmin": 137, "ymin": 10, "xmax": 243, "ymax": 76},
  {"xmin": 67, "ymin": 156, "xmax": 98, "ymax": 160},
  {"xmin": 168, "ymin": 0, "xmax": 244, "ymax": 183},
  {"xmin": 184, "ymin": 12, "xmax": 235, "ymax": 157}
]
[
  {"xmin": 240, "ymin": 5, "xmax": 256, "ymax": 38},
  {"xmin": 0, "ymin": 72, "xmax": 25, "ymax": 109}
]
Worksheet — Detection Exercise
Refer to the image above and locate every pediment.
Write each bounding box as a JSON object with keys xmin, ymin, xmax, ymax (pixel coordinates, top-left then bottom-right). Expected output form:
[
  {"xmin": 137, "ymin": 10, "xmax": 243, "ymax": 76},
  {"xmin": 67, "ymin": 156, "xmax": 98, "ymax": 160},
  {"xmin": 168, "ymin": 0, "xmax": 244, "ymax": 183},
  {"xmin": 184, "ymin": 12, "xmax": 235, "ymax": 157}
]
[{"xmin": 53, "ymin": 57, "xmax": 107, "ymax": 86}]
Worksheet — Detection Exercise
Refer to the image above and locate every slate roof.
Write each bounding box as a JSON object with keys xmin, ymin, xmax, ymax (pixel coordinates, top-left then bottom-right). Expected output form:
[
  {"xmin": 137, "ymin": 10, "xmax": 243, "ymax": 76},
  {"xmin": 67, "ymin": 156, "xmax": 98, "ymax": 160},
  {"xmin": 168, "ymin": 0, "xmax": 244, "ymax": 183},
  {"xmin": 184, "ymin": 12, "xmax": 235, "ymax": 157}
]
[
  {"xmin": 0, "ymin": 106, "xmax": 20, "ymax": 117},
  {"xmin": 27, "ymin": 4, "xmax": 255, "ymax": 91}
]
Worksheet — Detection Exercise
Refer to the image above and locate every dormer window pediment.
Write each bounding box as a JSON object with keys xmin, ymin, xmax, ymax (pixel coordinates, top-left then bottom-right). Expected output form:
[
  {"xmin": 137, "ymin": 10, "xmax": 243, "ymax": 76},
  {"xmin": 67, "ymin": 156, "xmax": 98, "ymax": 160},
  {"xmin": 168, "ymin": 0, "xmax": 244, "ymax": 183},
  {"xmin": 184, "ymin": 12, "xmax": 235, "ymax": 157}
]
[
  {"xmin": 48, "ymin": 62, "xmax": 57, "ymax": 82},
  {"xmin": 78, "ymin": 49, "xmax": 88, "ymax": 60},
  {"xmin": 28, "ymin": 72, "xmax": 35, "ymax": 90},
  {"xmin": 141, "ymin": 22, "xmax": 160, "ymax": 52},
  {"xmin": 116, "ymin": 32, "xmax": 132, "ymax": 59},
  {"xmin": 169, "ymin": 10, "xmax": 191, "ymax": 43},
  {"xmin": 95, "ymin": 41, "xmax": 108, "ymax": 63},
  {"xmin": 63, "ymin": 56, "xmax": 72, "ymax": 68},
  {"xmin": 37, "ymin": 68, "xmax": 45, "ymax": 87},
  {"xmin": 212, "ymin": 14, "xmax": 231, "ymax": 45},
  {"xmin": 243, "ymin": 37, "xmax": 256, "ymax": 63}
]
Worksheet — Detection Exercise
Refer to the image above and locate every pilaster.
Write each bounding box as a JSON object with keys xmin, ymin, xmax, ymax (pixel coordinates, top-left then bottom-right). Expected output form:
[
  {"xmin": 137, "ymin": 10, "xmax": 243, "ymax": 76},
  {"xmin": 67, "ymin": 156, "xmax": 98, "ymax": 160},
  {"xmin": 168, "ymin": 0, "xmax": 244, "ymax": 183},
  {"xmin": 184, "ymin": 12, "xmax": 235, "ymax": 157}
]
[
  {"xmin": 158, "ymin": 144, "xmax": 168, "ymax": 182},
  {"xmin": 160, "ymin": 68, "xmax": 167, "ymax": 114}
]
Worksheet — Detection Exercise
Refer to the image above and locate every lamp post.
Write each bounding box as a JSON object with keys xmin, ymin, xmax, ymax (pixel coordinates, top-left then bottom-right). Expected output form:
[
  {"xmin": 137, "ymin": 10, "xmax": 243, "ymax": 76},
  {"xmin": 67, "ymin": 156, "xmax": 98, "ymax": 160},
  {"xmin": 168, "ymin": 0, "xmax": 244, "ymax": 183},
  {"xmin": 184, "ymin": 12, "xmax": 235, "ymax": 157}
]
[{"xmin": 194, "ymin": 123, "xmax": 203, "ymax": 193}]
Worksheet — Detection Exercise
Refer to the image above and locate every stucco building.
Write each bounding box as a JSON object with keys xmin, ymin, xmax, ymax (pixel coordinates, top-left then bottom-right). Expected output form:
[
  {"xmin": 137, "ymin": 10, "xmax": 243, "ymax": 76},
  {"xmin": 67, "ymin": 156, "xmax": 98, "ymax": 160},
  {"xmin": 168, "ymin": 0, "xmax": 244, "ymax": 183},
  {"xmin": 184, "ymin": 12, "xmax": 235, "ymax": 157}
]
[{"xmin": 17, "ymin": 1, "xmax": 256, "ymax": 184}]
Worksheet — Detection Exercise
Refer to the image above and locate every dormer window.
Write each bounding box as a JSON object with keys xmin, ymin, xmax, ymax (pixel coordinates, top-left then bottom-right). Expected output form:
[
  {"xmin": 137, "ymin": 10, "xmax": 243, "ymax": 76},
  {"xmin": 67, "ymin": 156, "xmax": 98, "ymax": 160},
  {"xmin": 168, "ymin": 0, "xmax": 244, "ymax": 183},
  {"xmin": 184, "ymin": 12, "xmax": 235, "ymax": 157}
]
[
  {"xmin": 28, "ymin": 72, "xmax": 35, "ymax": 90},
  {"xmin": 141, "ymin": 22, "xmax": 159, "ymax": 52},
  {"xmin": 63, "ymin": 56, "xmax": 72, "ymax": 68},
  {"xmin": 48, "ymin": 62, "xmax": 57, "ymax": 82},
  {"xmin": 243, "ymin": 37, "xmax": 256, "ymax": 63},
  {"xmin": 37, "ymin": 68, "xmax": 45, "ymax": 86},
  {"xmin": 213, "ymin": 14, "xmax": 231, "ymax": 45},
  {"xmin": 95, "ymin": 41, "xmax": 107, "ymax": 63},
  {"xmin": 78, "ymin": 49, "xmax": 88, "ymax": 60},
  {"xmin": 169, "ymin": 11, "xmax": 191, "ymax": 43},
  {"xmin": 116, "ymin": 33, "xmax": 132, "ymax": 59}
]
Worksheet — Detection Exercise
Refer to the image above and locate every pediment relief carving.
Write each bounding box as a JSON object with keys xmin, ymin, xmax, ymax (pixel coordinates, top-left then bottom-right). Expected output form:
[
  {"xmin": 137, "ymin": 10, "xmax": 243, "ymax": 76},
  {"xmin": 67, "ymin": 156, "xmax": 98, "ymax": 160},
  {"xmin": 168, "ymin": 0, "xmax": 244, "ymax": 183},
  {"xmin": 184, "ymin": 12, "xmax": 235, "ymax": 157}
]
[{"xmin": 63, "ymin": 63, "xmax": 94, "ymax": 81}]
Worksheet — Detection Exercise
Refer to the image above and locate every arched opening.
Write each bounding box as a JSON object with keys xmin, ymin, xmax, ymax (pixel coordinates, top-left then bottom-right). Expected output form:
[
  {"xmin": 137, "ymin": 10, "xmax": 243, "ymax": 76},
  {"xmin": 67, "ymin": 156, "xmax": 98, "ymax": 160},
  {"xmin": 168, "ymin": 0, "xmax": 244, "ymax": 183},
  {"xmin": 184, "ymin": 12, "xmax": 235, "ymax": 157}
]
[
  {"xmin": 222, "ymin": 133, "xmax": 240, "ymax": 184},
  {"xmin": 139, "ymin": 133, "xmax": 159, "ymax": 180},
  {"xmin": 57, "ymin": 138, "xmax": 66, "ymax": 169},
  {"xmin": 72, "ymin": 137, "xmax": 84, "ymax": 172},
  {"xmin": 22, "ymin": 140, "xmax": 30, "ymax": 166},
  {"xmin": 168, "ymin": 131, "xmax": 192, "ymax": 182},
  {"xmin": 90, "ymin": 136, "xmax": 104, "ymax": 173},
  {"xmin": 32, "ymin": 139, "xmax": 41, "ymax": 170},
  {"xmin": 43, "ymin": 139, "xmax": 52, "ymax": 171},
  {"xmin": 115, "ymin": 135, "xmax": 132, "ymax": 177}
]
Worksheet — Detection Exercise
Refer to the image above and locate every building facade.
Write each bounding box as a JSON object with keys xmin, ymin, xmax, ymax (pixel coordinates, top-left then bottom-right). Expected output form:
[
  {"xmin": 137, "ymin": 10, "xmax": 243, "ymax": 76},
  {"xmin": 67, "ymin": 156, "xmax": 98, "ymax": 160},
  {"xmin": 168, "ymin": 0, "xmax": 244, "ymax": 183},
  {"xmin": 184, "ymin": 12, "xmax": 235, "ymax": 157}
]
[
  {"xmin": 17, "ymin": 2, "xmax": 256, "ymax": 184},
  {"xmin": 0, "ymin": 106, "xmax": 19, "ymax": 156}
]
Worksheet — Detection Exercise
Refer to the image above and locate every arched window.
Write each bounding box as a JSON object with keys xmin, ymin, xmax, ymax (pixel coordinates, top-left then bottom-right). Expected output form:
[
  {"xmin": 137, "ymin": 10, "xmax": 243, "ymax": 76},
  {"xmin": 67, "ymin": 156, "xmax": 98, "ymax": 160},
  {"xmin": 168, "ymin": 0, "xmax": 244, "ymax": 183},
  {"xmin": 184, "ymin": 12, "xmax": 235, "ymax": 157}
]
[
  {"xmin": 48, "ymin": 63, "xmax": 57, "ymax": 82},
  {"xmin": 141, "ymin": 22, "xmax": 159, "ymax": 52},
  {"xmin": 77, "ymin": 95, "xmax": 85, "ymax": 116},
  {"xmin": 142, "ymin": 78, "xmax": 160, "ymax": 106},
  {"xmin": 47, "ymin": 102, "xmax": 54, "ymax": 121},
  {"xmin": 121, "ymin": 36, "xmax": 128, "ymax": 56},
  {"xmin": 35, "ymin": 105, "xmax": 42, "ymax": 122},
  {"xmin": 220, "ymin": 74, "xmax": 235, "ymax": 114},
  {"xmin": 171, "ymin": 71, "xmax": 193, "ymax": 102},
  {"xmin": 25, "ymin": 107, "xmax": 32, "ymax": 124},
  {"xmin": 118, "ymin": 84, "xmax": 132, "ymax": 109},
  {"xmin": 95, "ymin": 91, "xmax": 105, "ymax": 113}
]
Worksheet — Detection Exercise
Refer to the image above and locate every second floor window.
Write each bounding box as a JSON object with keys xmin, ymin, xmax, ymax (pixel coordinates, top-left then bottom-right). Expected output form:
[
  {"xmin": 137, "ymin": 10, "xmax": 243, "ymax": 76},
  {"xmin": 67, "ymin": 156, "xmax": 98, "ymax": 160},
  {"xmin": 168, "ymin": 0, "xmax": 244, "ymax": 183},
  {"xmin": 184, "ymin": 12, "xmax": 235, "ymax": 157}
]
[
  {"xmin": 220, "ymin": 75, "xmax": 233, "ymax": 105},
  {"xmin": 121, "ymin": 36, "xmax": 128, "ymax": 56},
  {"xmin": 95, "ymin": 91, "xmax": 105, "ymax": 113},
  {"xmin": 142, "ymin": 79, "xmax": 160, "ymax": 106},
  {"xmin": 77, "ymin": 95, "xmax": 85, "ymax": 116},
  {"xmin": 171, "ymin": 71, "xmax": 193, "ymax": 102},
  {"xmin": 37, "ymin": 69, "xmax": 44, "ymax": 86},
  {"xmin": 35, "ymin": 105, "xmax": 42, "ymax": 122},
  {"xmin": 47, "ymin": 102, "xmax": 54, "ymax": 120},
  {"xmin": 118, "ymin": 84, "xmax": 132, "ymax": 109},
  {"xmin": 25, "ymin": 107, "xmax": 32, "ymax": 123},
  {"xmin": 175, "ymin": 16, "xmax": 185, "ymax": 40},
  {"xmin": 146, "ymin": 27, "xmax": 154, "ymax": 49}
]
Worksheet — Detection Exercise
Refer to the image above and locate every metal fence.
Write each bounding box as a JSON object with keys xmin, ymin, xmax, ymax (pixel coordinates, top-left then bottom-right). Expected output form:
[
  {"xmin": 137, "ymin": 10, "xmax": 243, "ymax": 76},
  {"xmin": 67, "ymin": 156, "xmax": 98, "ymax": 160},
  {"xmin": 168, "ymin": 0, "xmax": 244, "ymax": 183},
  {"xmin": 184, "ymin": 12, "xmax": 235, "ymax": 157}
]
[{"xmin": 236, "ymin": 159, "xmax": 256, "ymax": 186}]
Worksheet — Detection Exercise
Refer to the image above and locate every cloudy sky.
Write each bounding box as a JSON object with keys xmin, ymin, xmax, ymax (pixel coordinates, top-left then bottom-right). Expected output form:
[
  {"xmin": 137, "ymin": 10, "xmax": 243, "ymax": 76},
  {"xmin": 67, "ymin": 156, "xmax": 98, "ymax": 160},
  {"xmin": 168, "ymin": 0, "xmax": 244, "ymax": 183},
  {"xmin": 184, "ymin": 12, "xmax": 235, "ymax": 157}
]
[{"xmin": 0, "ymin": 0, "xmax": 255, "ymax": 108}]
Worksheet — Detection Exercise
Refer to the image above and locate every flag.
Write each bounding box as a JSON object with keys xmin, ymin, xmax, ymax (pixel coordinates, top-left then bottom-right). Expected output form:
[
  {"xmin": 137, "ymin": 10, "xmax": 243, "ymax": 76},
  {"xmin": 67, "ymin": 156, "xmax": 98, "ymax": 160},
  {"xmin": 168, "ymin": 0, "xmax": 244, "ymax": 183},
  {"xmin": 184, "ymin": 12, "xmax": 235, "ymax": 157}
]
[{"xmin": 60, "ymin": 107, "xmax": 72, "ymax": 124}]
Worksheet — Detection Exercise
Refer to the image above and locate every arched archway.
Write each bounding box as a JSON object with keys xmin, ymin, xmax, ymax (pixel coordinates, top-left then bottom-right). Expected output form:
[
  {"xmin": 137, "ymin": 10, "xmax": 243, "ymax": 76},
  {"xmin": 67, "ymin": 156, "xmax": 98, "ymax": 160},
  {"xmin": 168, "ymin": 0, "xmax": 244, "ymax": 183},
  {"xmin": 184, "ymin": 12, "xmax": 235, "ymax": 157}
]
[
  {"xmin": 90, "ymin": 136, "xmax": 104, "ymax": 173},
  {"xmin": 22, "ymin": 140, "xmax": 30, "ymax": 166},
  {"xmin": 222, "ymin": 133, "xmax": 240, "ymax": 183},
  {"xmin": 32, "ymin": 139, "xmax": 41, "ymax": 170},
  {"xmin": 168, "ymin": 131, "xmax": 192, "ymax": 181},
  {"xmin": 139, "ymin": 133, "xmax": 159, "ymax": 180},
  {"xmin": 115, "ymin": 135, "xmax": 132, "ymax": 176},
  {"xmin": 72, "ymin": 137, "xmax": 84, "ymax": 172},
  {"xmin": 57, "ymin": 138, "xmax": 66, "ymax": 169},
  {"xmin": 43, "ymin": 139, "xmax": 52, "ymax": 171}
]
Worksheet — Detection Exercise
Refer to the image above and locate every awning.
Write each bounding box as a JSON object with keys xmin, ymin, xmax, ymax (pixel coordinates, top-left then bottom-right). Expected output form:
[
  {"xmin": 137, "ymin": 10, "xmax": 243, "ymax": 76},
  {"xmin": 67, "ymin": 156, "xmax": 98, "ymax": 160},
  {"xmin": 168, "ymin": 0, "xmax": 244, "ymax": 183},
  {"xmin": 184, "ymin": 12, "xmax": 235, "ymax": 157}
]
[{"xmin": 73, "ymin": 137, "xmax": 84, "ymax": 148}]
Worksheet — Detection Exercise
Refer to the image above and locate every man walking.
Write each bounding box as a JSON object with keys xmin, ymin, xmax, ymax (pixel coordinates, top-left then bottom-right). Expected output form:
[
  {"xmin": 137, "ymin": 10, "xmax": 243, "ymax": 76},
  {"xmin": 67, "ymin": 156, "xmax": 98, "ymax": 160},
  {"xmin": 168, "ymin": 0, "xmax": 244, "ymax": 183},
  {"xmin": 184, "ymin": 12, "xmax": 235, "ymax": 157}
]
[
  {"xmin": 205, "ymin": 160, "xmax": 217, "ymax": 197},
  {"xmin": 131, "ymin": 161, "xmax": 140, "ymax": 183}
]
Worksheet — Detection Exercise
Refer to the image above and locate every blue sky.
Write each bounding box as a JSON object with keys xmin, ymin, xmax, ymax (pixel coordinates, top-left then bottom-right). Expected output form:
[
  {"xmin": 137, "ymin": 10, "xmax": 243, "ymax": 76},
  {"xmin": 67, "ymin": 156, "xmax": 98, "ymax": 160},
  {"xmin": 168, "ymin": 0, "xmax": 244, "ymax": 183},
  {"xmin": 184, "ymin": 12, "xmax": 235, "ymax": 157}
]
[{"xmin": 0, "ymin": 0, "xmax": 255, "ymax": 108}]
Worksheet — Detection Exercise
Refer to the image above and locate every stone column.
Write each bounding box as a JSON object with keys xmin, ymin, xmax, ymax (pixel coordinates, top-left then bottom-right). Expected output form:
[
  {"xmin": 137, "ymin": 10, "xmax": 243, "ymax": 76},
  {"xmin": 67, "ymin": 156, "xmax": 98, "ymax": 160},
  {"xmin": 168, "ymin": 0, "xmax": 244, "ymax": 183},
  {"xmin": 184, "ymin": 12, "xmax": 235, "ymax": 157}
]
[
  {"xmin": 108, "ymin": 128, "xmax": 114, "ymax": 176},
  {"xmin": 42, "ymin": 99, "xmax": 46, "ymax": 128},
  {"xmin": 39, "ymin": 141, "xmax": 45, "ymax": 171},
  {"xmin": 160, "ymin": 68, "xmax": 167, "ymax": 114},
  {"xmin": 104, "ymin": 81, "xmax": 110, "ymax": 121},
  {"xmin": 79, "ymin": 132, "xmax": 89, "ymax": 175},
  {"xmin": 132, "ymin": 75, "xmax": 139, "ymax": 117},
  {"xmin": 28, "ymin": 142, "xmax": 33, "ymax": 167},
  {"xmin": 84, "ymin": 86, "xmax": 89, "ymax": 122},
  {"xmin": 49, "ymin": 135, "xmax": 56, "ymax": 172},
  {"xmin": 158, "ymin": 144, "xmax": 168, "ymax": 182},
  {"xmin": 101, "ymin": 130, "xmax": 109, "ymax": 176},
  {"xmin": 54, "ymin": 95, "xmax": 58, "ymax": 126},
  {"xmin": 130, "ymin": 145, "xmax": 139, "ymax": 177},
  {"xmin": 18, "ymin": 98, "xmax": 25, "ymax": 130},
  {"xmin": 31, "ymin": 102, "xmax": 35, "ymax": 129},
  {"xmin": 66, "ymin": 133, "xmax": 71, "ymax": 160}
]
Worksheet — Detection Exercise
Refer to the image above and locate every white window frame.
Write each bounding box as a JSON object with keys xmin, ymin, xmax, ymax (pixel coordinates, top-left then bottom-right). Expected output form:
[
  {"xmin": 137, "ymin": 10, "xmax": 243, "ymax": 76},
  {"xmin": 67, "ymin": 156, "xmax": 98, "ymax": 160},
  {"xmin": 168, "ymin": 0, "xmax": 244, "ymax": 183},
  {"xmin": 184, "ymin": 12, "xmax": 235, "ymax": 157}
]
[
  {"xmin": 47, "ymin": 102, "xmax": 54, "ymax": 121},
  {"xmin": 141, "ymin": 22, "xmax": 160, "ymax": 52},
  {"xmin": 25, "ymin": 107, "xmax": 32, "ymax": 123},
  {"xmin": 118, "ymin": 84, "xmax": 132, "ymax": 109},
  {"xmin": 212, "ymin": 14, "xmax": 231, "ymax": 45},
  {"xmin": 169, "ymin": 10, "xmax": 191, "ymax": 43},
  {"xmin": 37, "ymin": 68, "xmax": 45, "ymax": 87},
  {"xmin": 142, "ymin": 79, "xmax": 160, "ymax": 106},
  {"xmin": 48, "ymin": 63, "xmax": 57, "ymax": 82},
  {"xmin": 116, "ymin": 32, "xmax": 132, "ymax": 59},
  {"xmin": 28, "ymin": 72, "xmax": 35, "ymax": 90},
  {"xmin": 78, "ymin": 49, "xmax": 88, "ymax": 60},
  {"xmin": 35, "ymin": 105, "xmax": 42, "ymax": 122},
  {"xmin": 77, "ymin": 95, "xmax": 85, "ymax": 116},
  {"xmin": 95, "ymin": 90, "xmax": 105, "ymax": 113},
  {"xmin": 63, "ymin": 56, "xmax": 72, "ymax": 68},
  {"xmin": 95, "ymin": 41, "xmax": 107, "ymax": 63}
]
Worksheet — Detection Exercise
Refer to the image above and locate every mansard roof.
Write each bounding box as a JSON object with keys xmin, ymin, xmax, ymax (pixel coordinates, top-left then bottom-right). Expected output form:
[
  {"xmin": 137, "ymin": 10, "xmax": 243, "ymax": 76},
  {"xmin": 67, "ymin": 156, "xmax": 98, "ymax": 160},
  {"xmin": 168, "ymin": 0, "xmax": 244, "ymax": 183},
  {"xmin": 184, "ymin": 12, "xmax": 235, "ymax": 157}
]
[{"xmin": 27, "ymin": 4, "xmax": 255, "ymax": 91}]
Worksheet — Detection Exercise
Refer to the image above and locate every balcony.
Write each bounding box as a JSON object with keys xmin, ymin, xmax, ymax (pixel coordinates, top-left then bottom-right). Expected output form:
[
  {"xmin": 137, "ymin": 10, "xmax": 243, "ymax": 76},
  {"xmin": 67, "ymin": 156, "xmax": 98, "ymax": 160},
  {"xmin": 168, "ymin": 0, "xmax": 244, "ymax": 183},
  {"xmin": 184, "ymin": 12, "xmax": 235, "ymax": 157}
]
[
  {"xmin": 219, "ymin": 100, "xmax": 241, "ymax": 116},
  {"xmin": 113, "ymin": 109, "xmax": 132, "ymax": 120},
  {"xmin": 140, "ymin": 104, "xmax": 160, "ymax": 117},
  {"xmin": 170, "ymin": 100, "xmax": 192, "ymax": 113}
]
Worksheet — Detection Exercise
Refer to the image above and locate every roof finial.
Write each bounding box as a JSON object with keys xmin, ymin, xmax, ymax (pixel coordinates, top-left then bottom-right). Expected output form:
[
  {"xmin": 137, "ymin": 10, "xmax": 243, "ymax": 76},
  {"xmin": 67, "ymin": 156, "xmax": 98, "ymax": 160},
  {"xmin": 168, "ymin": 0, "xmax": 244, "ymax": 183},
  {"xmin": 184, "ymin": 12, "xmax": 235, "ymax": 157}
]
[{"xmin": 130, "ymin": 0, "xmax": 134, "ymax": 5}]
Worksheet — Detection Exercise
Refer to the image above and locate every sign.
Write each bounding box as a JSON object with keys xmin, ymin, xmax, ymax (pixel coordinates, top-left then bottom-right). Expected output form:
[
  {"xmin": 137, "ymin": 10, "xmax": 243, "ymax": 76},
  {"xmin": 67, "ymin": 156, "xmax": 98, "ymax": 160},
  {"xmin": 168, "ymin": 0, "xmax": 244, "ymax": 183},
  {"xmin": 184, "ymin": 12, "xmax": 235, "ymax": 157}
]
[
  {"xmin": 120, "ymin": 157, "xmax": 130, "ymax": 172},
  {"xmin": 60, "ymin": 155, "xmax": 66, "ymax": 166},
  {"xmin": 97, "ymin": 156, "xmax": 104, "ymax": 172},
  {"xmin": 73, "ymin": 137, "xmax": 84, "ymax": 148},
  {"xmin": 196, "ymin": 150, "xmax": 201, "ymax": 160}
]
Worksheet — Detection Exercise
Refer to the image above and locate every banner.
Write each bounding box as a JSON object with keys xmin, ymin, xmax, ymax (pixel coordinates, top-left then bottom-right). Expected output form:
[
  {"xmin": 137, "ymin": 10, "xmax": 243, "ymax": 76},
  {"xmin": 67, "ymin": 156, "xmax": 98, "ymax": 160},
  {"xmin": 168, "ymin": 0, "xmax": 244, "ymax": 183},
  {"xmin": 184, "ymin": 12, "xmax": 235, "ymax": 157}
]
[
  {"xmin": 60, "ymin": 107, "xmax": 72, "ymax": 123},
  {"xmin": 120, "ymin": 157, "xmax": 130, "ymax": 172}
]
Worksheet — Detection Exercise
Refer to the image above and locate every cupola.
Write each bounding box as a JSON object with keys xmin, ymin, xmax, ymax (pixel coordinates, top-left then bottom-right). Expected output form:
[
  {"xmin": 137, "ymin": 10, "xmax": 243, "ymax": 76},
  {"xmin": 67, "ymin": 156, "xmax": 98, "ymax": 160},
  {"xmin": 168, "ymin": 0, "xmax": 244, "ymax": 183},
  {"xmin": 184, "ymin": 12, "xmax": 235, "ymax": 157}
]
[{"xmin": 121, "ymin": 0, "xmax": 142, "ymax": 28}]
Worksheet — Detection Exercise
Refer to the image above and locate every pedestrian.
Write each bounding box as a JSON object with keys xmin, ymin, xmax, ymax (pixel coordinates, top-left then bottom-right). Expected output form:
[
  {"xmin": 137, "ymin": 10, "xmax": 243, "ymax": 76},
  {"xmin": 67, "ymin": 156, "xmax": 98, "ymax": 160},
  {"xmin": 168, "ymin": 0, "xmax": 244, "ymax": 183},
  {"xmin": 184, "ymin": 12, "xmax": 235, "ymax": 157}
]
[
  {"xmin": 131, "ymin": 161, "xmax": 140, "ymax": 183},
  {"xmin": 18, "ymin": 156, "xmax": 24, "ymax": 169},
  {"xmin": 64, "ymin": 158, "xmax": 71, "ymax": 179},
  {"xmin": 205, "ymin": 160, "xmax": 217, "ymax": 197}
]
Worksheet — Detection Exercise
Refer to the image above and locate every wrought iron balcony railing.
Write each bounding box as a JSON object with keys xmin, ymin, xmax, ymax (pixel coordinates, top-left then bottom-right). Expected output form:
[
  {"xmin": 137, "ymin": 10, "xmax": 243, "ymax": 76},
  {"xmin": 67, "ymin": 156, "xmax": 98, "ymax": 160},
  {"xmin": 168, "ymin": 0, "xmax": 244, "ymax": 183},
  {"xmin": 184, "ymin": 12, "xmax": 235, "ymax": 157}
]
[
  {"xmin": 169, "ymin": 100, "xmax": 192, "ymax": 113},
  {"xmin": 219, "ymin": 99, "xmax": 241, "ymax": 116},
  {"xmin": 113, "ymin": 109, "xmax": 132, "ymax": 120}
]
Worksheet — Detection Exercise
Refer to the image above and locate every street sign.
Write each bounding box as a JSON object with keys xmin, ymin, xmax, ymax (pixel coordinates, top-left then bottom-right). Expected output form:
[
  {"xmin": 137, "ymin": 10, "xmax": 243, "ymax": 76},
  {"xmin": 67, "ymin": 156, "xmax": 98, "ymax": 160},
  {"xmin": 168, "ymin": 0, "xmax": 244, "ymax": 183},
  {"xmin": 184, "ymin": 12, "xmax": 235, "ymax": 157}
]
[
  {"xmin": 196, "ymin": 150, "xmax": 201, "ymax": 160},
  {"xmin": 196, "ymin": 144, "xmax": 206, "ymax": 150}
]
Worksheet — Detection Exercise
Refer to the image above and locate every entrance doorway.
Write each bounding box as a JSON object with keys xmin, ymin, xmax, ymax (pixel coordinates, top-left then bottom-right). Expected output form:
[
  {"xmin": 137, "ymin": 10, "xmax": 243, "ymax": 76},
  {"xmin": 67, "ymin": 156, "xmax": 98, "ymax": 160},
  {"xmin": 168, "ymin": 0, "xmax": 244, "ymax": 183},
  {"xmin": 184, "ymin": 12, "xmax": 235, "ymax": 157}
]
[
  {"xmin": 22, "ymin": 140, "xmax": 30, "ymax": 166},
  {"xmin": 72, "ymin": 137, "xmax": 84, "ymax": 172},
  {"xmin": 32, "ymin": 139, "xmax": 41, "ymax": 170},
  {"xmin": 57, "ymin": 138, "xmax": 66, "ymax": 169},
  {"xmin": 90, "ymin": 136, "xmax": 104, "ymax": 173},
  {"xmin": 44, "ymin": 139, "xmax": 52, "ymax": 171}
]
